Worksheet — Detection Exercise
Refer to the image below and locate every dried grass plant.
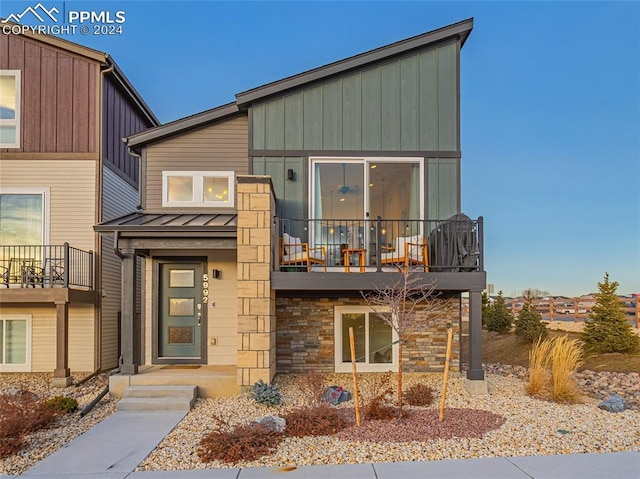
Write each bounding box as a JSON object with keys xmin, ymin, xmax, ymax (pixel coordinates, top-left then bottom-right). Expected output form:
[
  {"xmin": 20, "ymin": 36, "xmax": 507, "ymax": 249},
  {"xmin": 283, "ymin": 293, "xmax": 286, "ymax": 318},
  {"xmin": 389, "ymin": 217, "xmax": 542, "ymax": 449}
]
[
  {"xmin": 549, "ymin": 335, "xmax": 584, "ymax": 403},
  {"xmin": 526, "ymin": 337, "xmax": 552, "ymax": 396}
]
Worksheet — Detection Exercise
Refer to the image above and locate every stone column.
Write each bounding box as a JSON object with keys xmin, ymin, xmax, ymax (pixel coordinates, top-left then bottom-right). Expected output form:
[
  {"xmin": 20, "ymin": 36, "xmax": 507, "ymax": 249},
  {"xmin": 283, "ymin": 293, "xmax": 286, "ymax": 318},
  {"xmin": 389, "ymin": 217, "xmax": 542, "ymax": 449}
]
[
  {"xmin": 120, "ymin": 248, "xmax": 138, "ymax": 375},
  {"xmin": 236, "ymin": 176, "xmax": 276, "ymax": 387}
]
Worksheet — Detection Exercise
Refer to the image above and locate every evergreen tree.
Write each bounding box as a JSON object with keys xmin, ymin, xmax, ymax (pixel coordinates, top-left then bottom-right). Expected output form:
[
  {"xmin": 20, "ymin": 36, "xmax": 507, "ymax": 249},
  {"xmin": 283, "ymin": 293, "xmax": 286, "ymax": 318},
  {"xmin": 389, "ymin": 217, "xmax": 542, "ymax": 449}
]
[
  {"xmin": 484, "ymin": 291, "xmax": 514, "ymax": 334},
  {"xmin": 481, "ymin": 292, "xmax": 490, "ymax": 326},
  {"xmin": 581, "ymin": 273, "xmax": 639, "ymax": 353},
  {"xmin": 515, "ymin": 290, "xmax": 548, "ymax": 341}
]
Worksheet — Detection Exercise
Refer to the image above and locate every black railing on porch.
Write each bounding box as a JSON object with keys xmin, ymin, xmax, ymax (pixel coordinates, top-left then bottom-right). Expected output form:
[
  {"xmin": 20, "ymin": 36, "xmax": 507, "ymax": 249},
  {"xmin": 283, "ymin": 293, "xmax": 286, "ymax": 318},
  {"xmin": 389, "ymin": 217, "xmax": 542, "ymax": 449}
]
[
  {"xmin": 276, "ymin": 216, "xmax": 483, "ymax": 273},
  {"xmin": 0, "ymin": 243, "xmax": 94, "ymax": 289}
]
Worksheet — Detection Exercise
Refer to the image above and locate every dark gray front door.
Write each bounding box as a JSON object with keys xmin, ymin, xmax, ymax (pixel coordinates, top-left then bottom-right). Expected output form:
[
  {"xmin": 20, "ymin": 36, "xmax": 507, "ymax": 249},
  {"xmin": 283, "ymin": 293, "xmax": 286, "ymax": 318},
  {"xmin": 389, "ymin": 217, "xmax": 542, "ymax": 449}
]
[{"xmin": 159, "ymin": 262, "xmax": 203, "ymax": 359}]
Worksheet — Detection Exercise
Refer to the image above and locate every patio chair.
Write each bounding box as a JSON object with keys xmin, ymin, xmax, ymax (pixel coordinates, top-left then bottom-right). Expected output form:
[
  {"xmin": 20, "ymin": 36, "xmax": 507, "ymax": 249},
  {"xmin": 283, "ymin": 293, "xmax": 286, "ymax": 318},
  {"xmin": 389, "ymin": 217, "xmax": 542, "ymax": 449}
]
[
  {"xmin": 279, "ymin": 233, "xmax": 327, "ymax": 272},
  {"xmin": 0, "ymin": 261, "xmax": 10, "ymax": 287},
  {"xmin": 379, "ymin": 234, "xmax": 428, "ymax": 272}
]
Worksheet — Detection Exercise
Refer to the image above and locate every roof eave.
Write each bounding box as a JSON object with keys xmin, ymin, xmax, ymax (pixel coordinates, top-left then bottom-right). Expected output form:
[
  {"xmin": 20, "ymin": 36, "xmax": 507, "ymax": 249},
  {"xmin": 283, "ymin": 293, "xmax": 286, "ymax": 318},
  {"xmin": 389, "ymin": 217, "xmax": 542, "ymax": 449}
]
[
  {"xmin": 235, "ymin": 17, "xmax": 473, "ymax": 108},
  {"xmin": 124, "ymin": 102, "xmax": 241, "ymax": 152}
]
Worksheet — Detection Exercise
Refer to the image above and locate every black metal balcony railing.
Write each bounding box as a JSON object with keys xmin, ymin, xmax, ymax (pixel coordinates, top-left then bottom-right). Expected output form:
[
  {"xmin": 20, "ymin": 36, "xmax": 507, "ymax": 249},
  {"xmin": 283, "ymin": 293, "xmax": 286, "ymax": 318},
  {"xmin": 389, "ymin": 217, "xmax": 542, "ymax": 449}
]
[
  {"xmin": 0, "ymin": 244, "xmax": 94, "ymax": 289},
  {"xmin": 276, "ymin": 216, "xmax": 483, "ymax": 273}
]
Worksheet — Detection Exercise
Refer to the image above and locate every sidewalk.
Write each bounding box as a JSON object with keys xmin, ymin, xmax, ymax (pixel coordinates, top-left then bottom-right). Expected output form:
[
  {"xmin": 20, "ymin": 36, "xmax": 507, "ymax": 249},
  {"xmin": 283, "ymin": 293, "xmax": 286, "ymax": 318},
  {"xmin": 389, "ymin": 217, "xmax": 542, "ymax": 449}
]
[{"xmin": 10, "ymin": 410, "xmax": 640, "ymax": 479}]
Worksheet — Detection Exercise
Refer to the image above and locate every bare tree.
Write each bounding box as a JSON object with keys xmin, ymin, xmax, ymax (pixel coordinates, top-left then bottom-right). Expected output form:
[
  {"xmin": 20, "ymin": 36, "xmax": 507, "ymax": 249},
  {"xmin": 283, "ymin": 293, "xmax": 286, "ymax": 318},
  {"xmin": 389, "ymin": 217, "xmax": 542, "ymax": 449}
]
[
  {"xmin": 361, "ymin": 268, "xmax": 452, "ymax": 418},
  {"xmin": 522, "ymin": 288, "xmax": 550, "ymax": 299}
]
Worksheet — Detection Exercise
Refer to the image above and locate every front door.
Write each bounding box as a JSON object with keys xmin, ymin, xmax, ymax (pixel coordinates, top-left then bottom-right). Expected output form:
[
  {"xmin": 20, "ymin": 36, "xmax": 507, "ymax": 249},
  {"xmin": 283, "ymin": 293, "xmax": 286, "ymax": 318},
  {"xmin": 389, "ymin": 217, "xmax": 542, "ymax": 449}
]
[{"xmin": 158, "ymin": 262, "xmax": 204, "ymax": 360}]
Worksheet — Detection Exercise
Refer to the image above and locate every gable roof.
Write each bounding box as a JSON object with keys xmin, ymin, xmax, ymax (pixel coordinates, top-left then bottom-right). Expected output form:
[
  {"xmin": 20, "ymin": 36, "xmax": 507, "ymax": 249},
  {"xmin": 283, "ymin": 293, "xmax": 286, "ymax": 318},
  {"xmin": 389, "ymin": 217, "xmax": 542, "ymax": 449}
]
[
  {"xmin": 1, "ymin": 19, "xmax": 159, "ymax": 127},
  {"xmin": 124, "ymin": 18, "xmax": 473, "ymax": 151}
]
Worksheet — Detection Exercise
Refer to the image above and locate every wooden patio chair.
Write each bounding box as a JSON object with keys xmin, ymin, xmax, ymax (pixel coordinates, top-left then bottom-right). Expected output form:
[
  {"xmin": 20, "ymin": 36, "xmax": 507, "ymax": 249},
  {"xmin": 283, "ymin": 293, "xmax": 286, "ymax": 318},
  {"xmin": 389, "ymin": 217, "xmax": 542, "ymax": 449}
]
[
  {"xmin": 279, "ymin": 233, "xmax": 327, "ymax": 272},
  {"xmin": 379, "ymin": 234, "xmax": 429, "ymax": 272}
]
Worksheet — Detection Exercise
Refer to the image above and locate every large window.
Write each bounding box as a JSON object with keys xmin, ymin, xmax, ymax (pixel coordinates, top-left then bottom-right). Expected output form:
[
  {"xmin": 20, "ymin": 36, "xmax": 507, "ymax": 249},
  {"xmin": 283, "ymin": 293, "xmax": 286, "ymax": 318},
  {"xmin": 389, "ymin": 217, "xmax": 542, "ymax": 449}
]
[
  {"xmin": 334, "ymin": 307, "xmax": 398, "ymax": 373},
  {"xmin": 0, "ymin": 70, "xmax": 20, "ymax": 148},
  {"xmin": 0, "ymin": 315, "xmax": 31, "ymax": 372},
  {"xmin": 162, "ymin": 171, "xmax": 234, "ymax": 207}
]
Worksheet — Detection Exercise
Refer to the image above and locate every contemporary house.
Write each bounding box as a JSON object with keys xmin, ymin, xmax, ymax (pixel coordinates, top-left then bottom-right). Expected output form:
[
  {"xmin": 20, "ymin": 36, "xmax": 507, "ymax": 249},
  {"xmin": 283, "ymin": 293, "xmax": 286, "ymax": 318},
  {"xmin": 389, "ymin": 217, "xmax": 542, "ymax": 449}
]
[
  {"xmin": 96, "ymin": 17, "xmax": 488, "ymax": 397},
  {"xmin": 0, "ymin": 28, "xmax": 158, "ymax": 385}
]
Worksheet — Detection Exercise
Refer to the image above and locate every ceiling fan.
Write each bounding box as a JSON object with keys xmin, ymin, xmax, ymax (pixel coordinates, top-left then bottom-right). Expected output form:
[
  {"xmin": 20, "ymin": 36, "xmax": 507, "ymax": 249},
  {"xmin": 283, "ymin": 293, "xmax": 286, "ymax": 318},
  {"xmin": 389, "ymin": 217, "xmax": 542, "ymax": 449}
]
[{"xmin": 338, "ymin": 164, "xmax": 358, "ymax": 195}]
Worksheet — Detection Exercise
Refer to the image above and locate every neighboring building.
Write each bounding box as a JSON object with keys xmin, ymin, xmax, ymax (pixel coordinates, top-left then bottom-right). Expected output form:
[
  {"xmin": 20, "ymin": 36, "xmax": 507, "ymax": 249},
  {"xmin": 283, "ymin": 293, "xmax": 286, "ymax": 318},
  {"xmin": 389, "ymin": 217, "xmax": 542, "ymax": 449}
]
[
  {"xmin": 0, "ymin": 29, "xmax": 158, "ymax": 385},
  {"xmin": 96, "ymin": 18, "xmax": 488, "ymax": 396}
]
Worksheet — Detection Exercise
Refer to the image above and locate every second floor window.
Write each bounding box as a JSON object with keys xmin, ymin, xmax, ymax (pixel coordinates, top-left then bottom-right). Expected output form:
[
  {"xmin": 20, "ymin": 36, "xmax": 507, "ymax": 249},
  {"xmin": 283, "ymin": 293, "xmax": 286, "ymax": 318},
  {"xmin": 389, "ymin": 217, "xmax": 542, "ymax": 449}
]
[
  {"xmin": 162, "ymin": 171, "xmax": 235, "ymax": 207},
  {"xmin": 0, "ymin": 70, "xmax": 21, "ymax": 148}
]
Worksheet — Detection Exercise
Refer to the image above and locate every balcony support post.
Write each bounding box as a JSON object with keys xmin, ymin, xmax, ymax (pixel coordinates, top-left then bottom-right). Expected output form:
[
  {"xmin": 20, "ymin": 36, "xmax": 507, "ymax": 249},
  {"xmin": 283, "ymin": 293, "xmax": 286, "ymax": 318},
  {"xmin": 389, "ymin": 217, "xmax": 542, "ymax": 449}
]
[
  {"xmin": 52, "ymin": 301, "xmax": 72, "ymax": 387},
  {"xmin": 465, "ymin": 290, "xmax": 487, "ymax": 394},
  {"xmin": 120, "ymin": 249, "xmax": 139, "ymax": 375}
]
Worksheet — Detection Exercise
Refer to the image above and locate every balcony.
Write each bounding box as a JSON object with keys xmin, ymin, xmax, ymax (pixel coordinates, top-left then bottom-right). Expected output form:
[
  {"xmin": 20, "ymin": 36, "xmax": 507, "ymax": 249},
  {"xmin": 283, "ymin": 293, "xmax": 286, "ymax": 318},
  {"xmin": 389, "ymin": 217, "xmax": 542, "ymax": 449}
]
[
  {"xmin": 272, "ymin": 216, "xmax": 486, "ymax": 292},
  {"xmin": 0, "ymin": 244, "xmax": 96, "ymax": 304}
]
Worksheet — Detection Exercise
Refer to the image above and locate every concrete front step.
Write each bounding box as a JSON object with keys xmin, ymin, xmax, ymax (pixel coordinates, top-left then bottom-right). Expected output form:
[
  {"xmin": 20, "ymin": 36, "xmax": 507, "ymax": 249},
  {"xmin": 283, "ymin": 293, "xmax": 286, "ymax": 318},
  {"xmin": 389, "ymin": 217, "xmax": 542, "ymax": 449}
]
[
  {"xmin": 123, "ymin": 385, "xmax": 197, "ymax": 400},
  {"xmin": 117, "ymin": 385, "xmax": 197, "ymax": 412}
]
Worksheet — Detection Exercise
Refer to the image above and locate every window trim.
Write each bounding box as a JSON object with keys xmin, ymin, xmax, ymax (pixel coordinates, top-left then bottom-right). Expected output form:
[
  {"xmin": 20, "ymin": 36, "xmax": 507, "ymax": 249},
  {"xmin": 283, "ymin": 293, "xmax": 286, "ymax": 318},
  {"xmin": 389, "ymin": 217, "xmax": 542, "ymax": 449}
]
[
  {"xmin": 0, "ymin": 70, "xmax": 21, "ymax": 149},
  {"xmin": 334, "ymin": 306, "xmax": 398, "ymax": 373},
  {"xmin": 162, "ymin": 171, "xmax": 235, "ymax": 208},
  {"xmin": 0, "ymin": 314, "xmax": 32, "ymax": 372},
  {"xmin": 0, "ymin": 187, "xmax": 50, "ymax": 245}
]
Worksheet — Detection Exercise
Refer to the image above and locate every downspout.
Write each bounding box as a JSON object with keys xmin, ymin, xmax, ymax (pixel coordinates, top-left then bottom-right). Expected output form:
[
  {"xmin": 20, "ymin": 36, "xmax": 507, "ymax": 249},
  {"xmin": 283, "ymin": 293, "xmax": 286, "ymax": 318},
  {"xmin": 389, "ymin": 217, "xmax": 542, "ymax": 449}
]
[{"xmin": 113, "ymin": 231, "xmax": 125, "ymax": 259}]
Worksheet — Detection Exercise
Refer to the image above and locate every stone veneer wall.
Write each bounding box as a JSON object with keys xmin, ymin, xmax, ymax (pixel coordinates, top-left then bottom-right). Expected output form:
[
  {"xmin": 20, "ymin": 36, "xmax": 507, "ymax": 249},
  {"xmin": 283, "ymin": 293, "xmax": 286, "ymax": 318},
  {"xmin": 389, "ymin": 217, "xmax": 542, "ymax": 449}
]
[
  {"xmin": 276, "ymin": 295, "xmax": 461, "ymax": 374},
  {"xmin": 236, "ymin": 176, "xmax": 277, "ymax": 386}
]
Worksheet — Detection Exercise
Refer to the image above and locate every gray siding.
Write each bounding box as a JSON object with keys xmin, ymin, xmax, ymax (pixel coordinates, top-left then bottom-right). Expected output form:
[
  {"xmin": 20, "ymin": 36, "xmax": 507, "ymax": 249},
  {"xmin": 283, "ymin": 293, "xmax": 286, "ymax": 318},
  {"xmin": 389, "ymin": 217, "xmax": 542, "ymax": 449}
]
[
  {"xmin": 251, "ymin": 40, "xmax": 458, "ymax": 153},
  {"xmin": 101, "ymin": 166, "xmax": 139, "ymax": 369},
  {"xmin": 144, "ymin": 115, "xmax": 249, "ymax": 210}
]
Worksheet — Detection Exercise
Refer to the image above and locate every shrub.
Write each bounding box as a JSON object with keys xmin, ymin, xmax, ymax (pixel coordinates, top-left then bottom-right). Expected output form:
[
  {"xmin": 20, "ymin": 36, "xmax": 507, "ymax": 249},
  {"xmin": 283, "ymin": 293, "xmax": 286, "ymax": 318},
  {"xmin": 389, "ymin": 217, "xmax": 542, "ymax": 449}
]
[
  {"xmin": 527, "ymin": 337, "xmax": 552, "ymax": 396},
  {"xmin": 283, "ymin": 404, "xmax": 348, "ymax": 437},
  {"xmin": 515, "ymin": 291, "xmax": 548, "ymax": 342},
  {"xmin": 251, "ymin": 379, "xmax": 282, "ymax": 406},
  {"xmin": 197, "ymin": 422, "xmax": 282, "ymax": 463},
  {"xmin": 549, "ymin": 336, "xmax": 583, "ymax": 403},
  {"xmin": 404, "ymin": 384, "xmax": 434, "ymax": 407},
  {"xmin": 484, "ymin": 291, "xmax": 514, "ymax": 334},
  {"xmin": 45, "ymin": 396, "xmax": 79, "ymax": 413},
  {"xmin": 297, "ymin": 370, "xmax": 326, "ymax": 407},
  {"xmin": 363, "ymin": 386, "xmax": 409, "ymax": 420},
  {"xmin": 0, "ymin": 391, "xmax": 59, "ymax": 459},
  {"xmin": 581, "ymin": 273, "xmax": 640, "ymax": 353}
]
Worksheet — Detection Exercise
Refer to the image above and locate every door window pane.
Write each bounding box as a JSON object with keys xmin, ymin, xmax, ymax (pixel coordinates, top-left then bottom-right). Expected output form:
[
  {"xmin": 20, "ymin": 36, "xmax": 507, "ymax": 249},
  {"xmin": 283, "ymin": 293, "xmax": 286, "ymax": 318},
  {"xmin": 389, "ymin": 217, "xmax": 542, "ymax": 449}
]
[
  {"xmin": 204, "ymin": 177, "xmax": 229, "ymax": 202},
  {"xmin": 314, "ymin": 162, "xmax": 364, "ymax": 220},
  {"xmin": 369, "ymin": 314, "xmax": 392, "ymax": 363},
  {"xmin": 167, "ymin": 176, "xmax": 193, "ymax": 202},
  {"xmin": 5, "ymin": 319, "xmax": 26, "ymax": 364},
  {"xmin": 169, "ymin": 298, "xmax": 194, "ymax": 316},
  {"xmin": 168, "ymin": 327, "xmax": 194, "ymax": 344},
  {"xmin": 341, "ymin": 313, "xmax": 365, "ymax": 363},
  {"xmin": 169, "ymin": 270, "xmax": 194, "ymax": 288},
  {"xmin": 0, "ymin": 194, "xmax": 43, "ymax": 245}
]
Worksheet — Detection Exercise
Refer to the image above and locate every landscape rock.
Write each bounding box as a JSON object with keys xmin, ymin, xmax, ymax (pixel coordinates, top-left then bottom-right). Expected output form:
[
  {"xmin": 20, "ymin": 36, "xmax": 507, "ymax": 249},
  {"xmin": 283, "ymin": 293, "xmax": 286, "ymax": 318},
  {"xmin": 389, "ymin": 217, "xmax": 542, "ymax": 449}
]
[
  {"xmin": 256, "ymin": 415, "xmax": 286, "ymax": 432},
  {"xmin": 598, "ymin": 393, "xmax": 628, "ymax": 413}
]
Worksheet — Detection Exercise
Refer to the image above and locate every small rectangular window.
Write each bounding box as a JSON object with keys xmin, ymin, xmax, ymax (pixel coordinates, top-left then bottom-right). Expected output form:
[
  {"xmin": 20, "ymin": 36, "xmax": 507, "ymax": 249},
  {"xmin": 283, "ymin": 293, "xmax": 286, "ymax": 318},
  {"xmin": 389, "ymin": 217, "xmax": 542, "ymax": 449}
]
[
  {"xmin": 162, "ymin": 171, "xmax": 234, "ymax": 207},
  {"xmin": 0, "ymin": 315, "xmax": 31, "ymax": 372},
  {"xmin": 0, "ymin": 71, "xmax": 21, "ymax": 148}
]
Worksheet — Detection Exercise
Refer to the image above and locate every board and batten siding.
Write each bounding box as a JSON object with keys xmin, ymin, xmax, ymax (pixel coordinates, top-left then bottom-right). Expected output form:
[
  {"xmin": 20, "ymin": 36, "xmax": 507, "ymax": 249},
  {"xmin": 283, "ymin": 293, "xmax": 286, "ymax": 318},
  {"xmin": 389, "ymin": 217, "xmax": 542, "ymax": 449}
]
[
  {"xmin": 1, "ymin": 305, "xmax": 95, "ymax": 372},
  {"xmin": 0, "ymin": 33, "xmax": 99, "ymax": 154},
  {"xmin": 251, "ymin": 156, "xmax": 305, "ymax": 219},
  {"xmin": 100, "ymin": 166, "xmax": 141, "ymax": 369},
  {"xmin": 103, "ymin": 77, "xmax": 154, "ymax": 184},
  {"xmin": 428, "ymin": 158, "xmax": 459, "ymax": 219},
  {"xmin": 144, "ymin": 115, "xmax": 249, "ymax": 210},
  {"xmin": 251, "ymin": 40, "xmax": 458, "ymax": 153},
  {"xmin": 0, "ymin": 160, "xmax": 97, "ymax": 250}
]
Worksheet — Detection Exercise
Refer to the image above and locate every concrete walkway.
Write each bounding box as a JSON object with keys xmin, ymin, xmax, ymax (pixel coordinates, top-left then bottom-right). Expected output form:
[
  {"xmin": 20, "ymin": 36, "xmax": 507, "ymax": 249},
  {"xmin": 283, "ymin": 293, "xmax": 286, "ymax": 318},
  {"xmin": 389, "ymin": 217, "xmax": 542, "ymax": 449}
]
[{"xmin": 10, "ymin": 410, "xmax": 640, "ymax": 479}]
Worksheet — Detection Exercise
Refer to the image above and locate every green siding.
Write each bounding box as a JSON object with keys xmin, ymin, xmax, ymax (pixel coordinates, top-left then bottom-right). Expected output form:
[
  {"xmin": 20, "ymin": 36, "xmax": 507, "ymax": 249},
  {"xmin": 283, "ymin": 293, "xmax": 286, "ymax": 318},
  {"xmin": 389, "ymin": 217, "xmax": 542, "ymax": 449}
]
[
  {"xmin": 428, "ymin": 158, "xmax": 459, "ymax": 219},
  {"xmin": 251, "ymin": 156, "xmax": 305, "ymax": 218},
  {"xmin": 251, "ymin": 40, "xmax": 459, "ymax": 152}
]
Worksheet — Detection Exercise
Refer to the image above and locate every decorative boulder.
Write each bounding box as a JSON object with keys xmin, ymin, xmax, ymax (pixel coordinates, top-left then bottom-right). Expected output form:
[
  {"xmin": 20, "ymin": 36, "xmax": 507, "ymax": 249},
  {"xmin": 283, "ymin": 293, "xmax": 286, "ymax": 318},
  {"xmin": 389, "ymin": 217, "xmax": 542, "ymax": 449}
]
[
  {"xmin": 598, "ymin": 393, "xmax": 628, "ymax": 413},
  {"xmin": 256, "ymin": 415, "xmax": 286, "ymax": 432}
]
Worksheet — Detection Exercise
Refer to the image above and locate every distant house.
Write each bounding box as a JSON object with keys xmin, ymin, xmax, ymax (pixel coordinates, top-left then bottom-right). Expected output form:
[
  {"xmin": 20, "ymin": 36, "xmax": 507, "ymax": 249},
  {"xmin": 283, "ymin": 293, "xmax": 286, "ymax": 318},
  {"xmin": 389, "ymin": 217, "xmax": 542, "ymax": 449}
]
[
  {"xmin": 95, "ymin": 18, "xmax": 488, "ymax": 397},
  {"xmin": 0, "ymin": 29, "xmax": 158, "ymax": 385}
]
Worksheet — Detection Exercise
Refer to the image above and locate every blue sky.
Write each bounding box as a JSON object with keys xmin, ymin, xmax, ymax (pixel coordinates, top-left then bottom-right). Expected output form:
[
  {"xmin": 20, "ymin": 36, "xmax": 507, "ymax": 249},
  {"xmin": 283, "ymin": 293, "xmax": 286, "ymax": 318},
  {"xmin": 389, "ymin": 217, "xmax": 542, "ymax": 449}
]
[{"xmin": 2, "ymin": 1, "xmax": 639, "ymax": 297}]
